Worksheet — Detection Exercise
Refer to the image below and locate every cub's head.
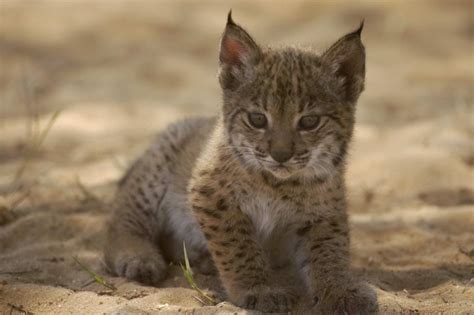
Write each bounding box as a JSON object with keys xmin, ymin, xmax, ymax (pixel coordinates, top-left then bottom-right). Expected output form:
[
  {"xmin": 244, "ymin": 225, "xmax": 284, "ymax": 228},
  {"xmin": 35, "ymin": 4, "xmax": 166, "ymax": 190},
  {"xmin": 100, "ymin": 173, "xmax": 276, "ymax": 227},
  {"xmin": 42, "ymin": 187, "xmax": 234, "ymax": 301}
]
[{"xmin": 219, "ymin": 12, "xmax": 365, "ymax": 183}]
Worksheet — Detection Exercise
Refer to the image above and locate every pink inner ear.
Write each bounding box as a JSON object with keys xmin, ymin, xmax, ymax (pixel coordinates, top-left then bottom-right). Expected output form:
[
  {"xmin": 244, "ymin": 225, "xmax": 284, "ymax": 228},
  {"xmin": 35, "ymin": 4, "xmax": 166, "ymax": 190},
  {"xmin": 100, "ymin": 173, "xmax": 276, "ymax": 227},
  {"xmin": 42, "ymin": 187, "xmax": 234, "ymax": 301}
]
[{"xmin": 222, "ymin": 37, "xmax": 247, "ymax": 65}]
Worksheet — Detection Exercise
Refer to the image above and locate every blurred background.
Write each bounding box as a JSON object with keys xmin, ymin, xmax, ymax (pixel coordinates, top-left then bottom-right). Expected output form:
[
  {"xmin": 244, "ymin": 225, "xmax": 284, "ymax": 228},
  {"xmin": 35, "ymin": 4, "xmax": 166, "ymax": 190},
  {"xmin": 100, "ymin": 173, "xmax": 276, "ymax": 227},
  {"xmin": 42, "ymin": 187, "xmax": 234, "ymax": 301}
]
[{"xmin": 0, "ymin": 1, "xmax": 473, "ymax": 313}]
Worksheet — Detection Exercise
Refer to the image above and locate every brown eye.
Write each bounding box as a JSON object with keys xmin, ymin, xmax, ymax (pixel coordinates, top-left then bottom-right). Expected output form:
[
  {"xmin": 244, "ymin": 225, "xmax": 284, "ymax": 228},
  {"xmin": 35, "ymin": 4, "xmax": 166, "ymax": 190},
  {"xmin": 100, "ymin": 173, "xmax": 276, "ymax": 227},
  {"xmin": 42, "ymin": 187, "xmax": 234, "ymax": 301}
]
[
  {"xmin": 298, "ymin": 115, "xmax": 320, "ymax": 131},
  {"xmin": 248, "ymin": 112, "xmax": 267, "ymax": 129}
]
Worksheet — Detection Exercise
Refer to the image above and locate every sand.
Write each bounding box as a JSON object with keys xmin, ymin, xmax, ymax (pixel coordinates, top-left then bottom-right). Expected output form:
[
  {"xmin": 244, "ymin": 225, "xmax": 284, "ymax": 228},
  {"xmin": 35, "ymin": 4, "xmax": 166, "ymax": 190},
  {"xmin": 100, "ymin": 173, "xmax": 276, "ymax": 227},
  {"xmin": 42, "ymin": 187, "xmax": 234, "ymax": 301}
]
[{"xmin": 0, "ymin": 1, "xmax": 473, "ymax": 314}]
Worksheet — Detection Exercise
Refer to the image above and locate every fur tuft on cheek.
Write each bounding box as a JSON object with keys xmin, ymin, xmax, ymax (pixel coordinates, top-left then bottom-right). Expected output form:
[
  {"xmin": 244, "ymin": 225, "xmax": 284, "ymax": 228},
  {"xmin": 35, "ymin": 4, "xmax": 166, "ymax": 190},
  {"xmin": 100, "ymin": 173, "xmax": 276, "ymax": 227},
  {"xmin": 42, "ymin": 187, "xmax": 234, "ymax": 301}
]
[
  {"xmin": 300, "ymin": 133, "xmax": 348, "ymax": 182},
  {"xmin": 228, "ymin": 129, "xmax": 265, "ymax": 171}
]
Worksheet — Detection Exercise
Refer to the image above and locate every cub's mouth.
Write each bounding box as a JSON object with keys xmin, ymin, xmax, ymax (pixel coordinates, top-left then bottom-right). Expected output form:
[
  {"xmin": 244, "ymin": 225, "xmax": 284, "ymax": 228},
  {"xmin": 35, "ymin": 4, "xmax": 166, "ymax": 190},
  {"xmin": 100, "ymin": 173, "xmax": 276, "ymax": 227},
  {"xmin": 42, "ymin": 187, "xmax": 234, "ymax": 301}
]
[
  {"xmin": 254, "ymin": 152, "xmax": 309, "ymax": 180},
  {"xmin": 265, "ymin": 163, "xmax": 299, "ymax": 179}
]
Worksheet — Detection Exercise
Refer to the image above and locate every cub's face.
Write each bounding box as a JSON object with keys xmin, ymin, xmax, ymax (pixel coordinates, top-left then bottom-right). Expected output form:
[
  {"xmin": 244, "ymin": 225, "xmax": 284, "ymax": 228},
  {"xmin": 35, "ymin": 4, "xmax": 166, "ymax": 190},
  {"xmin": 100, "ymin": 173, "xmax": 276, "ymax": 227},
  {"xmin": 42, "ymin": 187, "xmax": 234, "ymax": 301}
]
[{"xmin": 219, "ymin": 13, "xmax": 365, "ymax": 182}]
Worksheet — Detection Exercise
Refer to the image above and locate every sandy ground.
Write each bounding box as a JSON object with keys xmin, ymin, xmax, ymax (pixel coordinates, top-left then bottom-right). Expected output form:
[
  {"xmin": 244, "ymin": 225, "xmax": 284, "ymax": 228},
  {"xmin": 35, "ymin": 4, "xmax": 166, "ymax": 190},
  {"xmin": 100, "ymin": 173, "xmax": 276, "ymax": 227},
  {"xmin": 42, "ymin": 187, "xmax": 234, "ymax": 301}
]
[{"xmin": 0, "ymin": 0, "xmax": 473, "ymax": 314}]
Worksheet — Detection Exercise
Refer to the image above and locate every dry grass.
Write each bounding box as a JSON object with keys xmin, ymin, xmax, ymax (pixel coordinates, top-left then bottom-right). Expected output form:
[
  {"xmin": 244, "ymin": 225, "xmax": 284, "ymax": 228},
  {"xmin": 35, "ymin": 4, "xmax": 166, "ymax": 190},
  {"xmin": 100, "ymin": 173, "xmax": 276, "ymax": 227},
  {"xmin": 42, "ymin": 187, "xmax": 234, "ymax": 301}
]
[
  {"xmin": 0, "ymin": 73, "xmax": 62, "ymax": 224},
  {"xmin": 180, "ymin": 242, "xmax": 217, "ymax": 306},
  {"xmin": 72, "ymin": 256, "xmax": 116, "ymax": 291}
]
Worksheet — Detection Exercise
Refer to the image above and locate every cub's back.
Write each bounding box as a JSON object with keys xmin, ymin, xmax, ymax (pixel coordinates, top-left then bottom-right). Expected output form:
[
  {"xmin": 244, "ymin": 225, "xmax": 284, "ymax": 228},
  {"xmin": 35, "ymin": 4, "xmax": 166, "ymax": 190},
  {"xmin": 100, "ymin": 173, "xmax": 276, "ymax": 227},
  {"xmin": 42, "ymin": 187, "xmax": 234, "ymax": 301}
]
[{"xmin": 119, "ymin": 116, "xmax": 217, "ymax": 197}]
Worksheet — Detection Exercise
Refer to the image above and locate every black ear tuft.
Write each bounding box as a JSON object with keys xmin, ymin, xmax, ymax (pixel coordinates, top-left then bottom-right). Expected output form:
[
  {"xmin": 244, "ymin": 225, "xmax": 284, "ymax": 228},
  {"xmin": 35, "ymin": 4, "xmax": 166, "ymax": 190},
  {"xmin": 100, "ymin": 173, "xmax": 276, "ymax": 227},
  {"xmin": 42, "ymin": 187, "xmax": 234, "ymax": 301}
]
[
  {"xmin": 322, "ymin": 23, "xmax": 366, "ymax": 103},
  {"xmin": 227, "ymin": 10, "xmax": 235, "ymax": 26},
  {"xmin": 355, "ymin": 20, "xmax": 364, "ymax": 37}
]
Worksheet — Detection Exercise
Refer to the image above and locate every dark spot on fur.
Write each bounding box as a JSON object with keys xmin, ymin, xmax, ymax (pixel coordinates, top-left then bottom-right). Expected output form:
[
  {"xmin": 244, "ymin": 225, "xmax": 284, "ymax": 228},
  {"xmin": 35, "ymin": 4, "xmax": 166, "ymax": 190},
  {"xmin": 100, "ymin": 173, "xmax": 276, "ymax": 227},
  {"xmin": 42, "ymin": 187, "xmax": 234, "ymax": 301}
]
[
  {"xmin": 193, "ymin": 206, "xmax": 222, "ymax": 219},
  {"xmin": 199, "ymin": 170, "xmax": 210, "ymax": 177},
  {"xmin": 296, "ymin": 223, "xmax": 312, "ymax": 236},
  {"xmin": 169, "ymin": 142, "xmax": 178, "ymax": 154},
  {"xmin": 237, "ymin": 227, "xmax": 249, "ymax": 234},
  {"xmin": 314, "ymin": 176, "xmax": 327, "ymax": 184},
  {"xmin": 310, "ymin": 243, "xmax": 322, "ymax": 251},
  {"xmin": 208, "ymin": 225, "xmax": 219, "ymax": 232},
  {"xmin": 234, "ymin": 252, "xmax": 245, "ymax": 259},
  {"xmin": 316, "ymin": 236, "xmax": 334, "ymax": 243},
  {"xmin": 197, "ymin": 185, "xmax": 216, "ymax": 197},
  {"xmin": 216, "ymin": 198, "xmax": 228, "ymax": 211},
  {"xmin": 333, "ymin": 142, "xmax": 348, "ymax": 167},
  {"xmin": 243, "ymin": 239, "xmax": 254, "ymax": 245},
  {"xmin": 244, "ymin": 256, "xmax": 255, "ymax": 263}
]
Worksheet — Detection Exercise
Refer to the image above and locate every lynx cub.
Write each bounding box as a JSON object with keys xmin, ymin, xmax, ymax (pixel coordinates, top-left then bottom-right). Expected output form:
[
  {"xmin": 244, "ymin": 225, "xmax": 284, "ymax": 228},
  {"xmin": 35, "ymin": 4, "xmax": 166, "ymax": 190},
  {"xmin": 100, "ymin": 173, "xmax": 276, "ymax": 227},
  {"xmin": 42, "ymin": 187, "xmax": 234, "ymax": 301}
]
[{"xmin": 104, "ymin": 12, "xmax": 377, "ymax": 313}]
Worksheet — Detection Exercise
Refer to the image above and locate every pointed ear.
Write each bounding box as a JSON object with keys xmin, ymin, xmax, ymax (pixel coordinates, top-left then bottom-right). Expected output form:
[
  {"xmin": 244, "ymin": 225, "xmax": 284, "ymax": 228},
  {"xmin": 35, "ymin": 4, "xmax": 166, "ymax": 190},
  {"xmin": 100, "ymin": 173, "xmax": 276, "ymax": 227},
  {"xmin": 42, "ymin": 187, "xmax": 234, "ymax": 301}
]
[
  {"xmin": 322, "ymin": 22, "xmax": 366, "ymax": 103},
  {"xmin": 218, "ymin": 11, "xmax": 262, "ymax": 90}
]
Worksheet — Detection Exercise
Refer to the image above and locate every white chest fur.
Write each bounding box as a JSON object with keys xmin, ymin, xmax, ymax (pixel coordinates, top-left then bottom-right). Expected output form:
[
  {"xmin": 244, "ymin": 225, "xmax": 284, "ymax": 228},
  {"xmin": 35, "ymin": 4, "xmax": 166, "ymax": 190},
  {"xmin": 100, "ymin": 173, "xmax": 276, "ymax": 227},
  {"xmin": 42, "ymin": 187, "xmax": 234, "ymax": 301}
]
[{"xmin": 239, "ymin": 190, "xmax": 294, "ymax": 240}]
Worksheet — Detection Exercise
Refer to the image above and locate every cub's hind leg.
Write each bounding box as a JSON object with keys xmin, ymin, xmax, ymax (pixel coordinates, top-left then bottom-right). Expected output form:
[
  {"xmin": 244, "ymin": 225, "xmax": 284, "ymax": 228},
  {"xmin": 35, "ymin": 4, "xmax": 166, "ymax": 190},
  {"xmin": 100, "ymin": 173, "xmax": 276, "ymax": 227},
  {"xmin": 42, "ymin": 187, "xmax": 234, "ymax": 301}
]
[
  {"xmin": 104, "ymin": 118, "xmax": 215, "ymax": 285},
  {"xmin": 104, "ymin": 197, "xmax": 168, "ymax": 285},
  {"xmin": 104, "ymin": 156, "xmax": 170, "ymax": 285}
]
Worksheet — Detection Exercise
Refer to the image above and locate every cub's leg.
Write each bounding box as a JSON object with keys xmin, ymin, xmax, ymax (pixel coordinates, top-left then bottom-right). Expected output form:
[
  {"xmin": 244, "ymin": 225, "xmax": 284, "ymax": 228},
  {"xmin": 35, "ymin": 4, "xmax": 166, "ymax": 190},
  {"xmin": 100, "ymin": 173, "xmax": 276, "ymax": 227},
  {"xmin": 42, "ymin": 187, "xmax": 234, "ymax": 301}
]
[
  {"xmin": 103, "ymin": 145, "xmax": 172, "ymax": 285},
  {"xmin": 104, "ymin": 118, "xmax": 215, "ymax": 285},
  {"xmin": 293, "ymin": 211, "xmax": 378, "ymax": 314},
  {"xmin": 104, "ymin": 196, "xmax": 168, "ymax": 285},
  {"xmin": 189, "ymin": 176, "xmax": 297, "ymax": 313}
]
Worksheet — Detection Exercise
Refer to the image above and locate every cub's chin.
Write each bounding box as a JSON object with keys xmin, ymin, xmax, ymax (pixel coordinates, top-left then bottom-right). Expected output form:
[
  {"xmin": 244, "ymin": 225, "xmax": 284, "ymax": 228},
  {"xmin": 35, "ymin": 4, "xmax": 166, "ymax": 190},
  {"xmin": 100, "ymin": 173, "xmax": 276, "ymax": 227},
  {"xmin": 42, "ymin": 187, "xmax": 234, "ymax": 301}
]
[{"xmin": 266, "ymin": 166, "xmax": 296, "ymax": 180}]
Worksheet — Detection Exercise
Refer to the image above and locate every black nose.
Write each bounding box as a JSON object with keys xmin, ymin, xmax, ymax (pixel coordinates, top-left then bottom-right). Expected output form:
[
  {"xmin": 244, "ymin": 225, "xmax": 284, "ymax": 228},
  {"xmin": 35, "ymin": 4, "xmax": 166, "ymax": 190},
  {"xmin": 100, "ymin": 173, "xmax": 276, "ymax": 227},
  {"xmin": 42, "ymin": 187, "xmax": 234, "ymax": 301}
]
[{"xmin": 270, "ymin": 149, "xmax": 293, "ymax": 163}]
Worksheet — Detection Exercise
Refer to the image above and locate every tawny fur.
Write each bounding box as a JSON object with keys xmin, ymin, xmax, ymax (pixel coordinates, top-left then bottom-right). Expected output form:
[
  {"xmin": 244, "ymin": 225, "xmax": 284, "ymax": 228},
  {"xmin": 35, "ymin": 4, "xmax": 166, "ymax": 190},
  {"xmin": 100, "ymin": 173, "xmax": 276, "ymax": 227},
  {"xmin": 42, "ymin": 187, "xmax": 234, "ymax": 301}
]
[{"xmin": 104, "ymin": 13, "xmax": 377, "ymax": 314}]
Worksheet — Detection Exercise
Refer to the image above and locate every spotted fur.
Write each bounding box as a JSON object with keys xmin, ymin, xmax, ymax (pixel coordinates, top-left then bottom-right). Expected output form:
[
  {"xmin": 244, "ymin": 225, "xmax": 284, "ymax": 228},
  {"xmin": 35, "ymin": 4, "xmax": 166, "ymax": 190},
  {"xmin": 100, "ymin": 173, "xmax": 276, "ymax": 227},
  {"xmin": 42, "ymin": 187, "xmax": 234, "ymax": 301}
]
[{"xmin": 104, "ymin": 12, "xmax": 377, "ymax": 314}]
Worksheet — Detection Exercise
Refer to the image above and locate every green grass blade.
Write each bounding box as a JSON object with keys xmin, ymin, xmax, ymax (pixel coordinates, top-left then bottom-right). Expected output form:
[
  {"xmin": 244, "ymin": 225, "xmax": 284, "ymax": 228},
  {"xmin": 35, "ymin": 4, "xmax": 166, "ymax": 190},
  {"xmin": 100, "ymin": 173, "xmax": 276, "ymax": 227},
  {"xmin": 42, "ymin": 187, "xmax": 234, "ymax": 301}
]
[
  {"xmin": 33, "ymin": 109, "xmax": 62, "ymax": 149},
  {"xmin": 72, "ymin": 256, "xmax": 116, "ymax": 291},
  {"xmin": 181, "ymin": 241, "xmax": 217, "ymax": 305},
  {"xmin": 183, "ymin": 241, "xmax": 193, "ymax": 275},
  {"xmin": 13, "ymin": 109, "xmax": 62, "ymax": 184}
]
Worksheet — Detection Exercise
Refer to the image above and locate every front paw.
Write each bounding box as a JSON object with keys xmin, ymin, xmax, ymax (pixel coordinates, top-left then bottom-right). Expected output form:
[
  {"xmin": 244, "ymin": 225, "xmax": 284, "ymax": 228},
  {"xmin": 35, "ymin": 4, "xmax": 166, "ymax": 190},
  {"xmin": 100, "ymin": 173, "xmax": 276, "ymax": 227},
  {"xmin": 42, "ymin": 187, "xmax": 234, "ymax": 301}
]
[
  {"xmin": 235, "ymin": 286, "xmax": 297, "ymax": 313},
  {"xmin": 114, "ymin": 253, "xmax": 167, "ymax": 285},
  {"xmin": 316, "ymin": 281, "xmax": 378, "ymax": 315}
]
